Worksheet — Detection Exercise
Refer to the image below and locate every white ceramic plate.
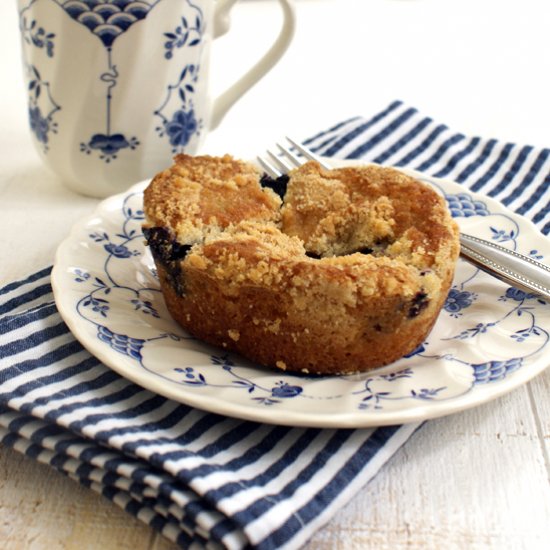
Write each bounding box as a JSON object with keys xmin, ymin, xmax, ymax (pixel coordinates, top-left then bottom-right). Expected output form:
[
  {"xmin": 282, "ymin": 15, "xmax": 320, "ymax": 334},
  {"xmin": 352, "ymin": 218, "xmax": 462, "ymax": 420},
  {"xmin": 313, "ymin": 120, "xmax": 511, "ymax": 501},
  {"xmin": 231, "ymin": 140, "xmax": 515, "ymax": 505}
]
[{"xmin": 52, "ymin": 160, "xmax": 550, "ymax": 428}]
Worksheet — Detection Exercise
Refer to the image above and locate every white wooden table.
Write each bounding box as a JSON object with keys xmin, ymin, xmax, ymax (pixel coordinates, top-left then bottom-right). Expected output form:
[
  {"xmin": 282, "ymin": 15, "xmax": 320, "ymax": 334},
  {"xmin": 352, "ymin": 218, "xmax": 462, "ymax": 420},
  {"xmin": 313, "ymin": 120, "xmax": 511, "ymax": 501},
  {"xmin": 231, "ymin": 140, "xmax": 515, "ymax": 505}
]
[{"xmin": 1, "ymin": 1, "xmax": 550, "ymax": 548}]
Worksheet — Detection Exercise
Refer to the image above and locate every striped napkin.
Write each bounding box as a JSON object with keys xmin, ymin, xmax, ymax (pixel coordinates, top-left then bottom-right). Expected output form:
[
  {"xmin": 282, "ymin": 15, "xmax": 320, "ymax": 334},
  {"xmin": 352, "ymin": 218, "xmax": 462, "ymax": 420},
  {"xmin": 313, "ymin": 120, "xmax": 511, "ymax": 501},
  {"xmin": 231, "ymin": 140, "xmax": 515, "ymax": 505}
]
[{"xmin": 1, "ymin": 100, "xmax": 548, "ymax": 549}]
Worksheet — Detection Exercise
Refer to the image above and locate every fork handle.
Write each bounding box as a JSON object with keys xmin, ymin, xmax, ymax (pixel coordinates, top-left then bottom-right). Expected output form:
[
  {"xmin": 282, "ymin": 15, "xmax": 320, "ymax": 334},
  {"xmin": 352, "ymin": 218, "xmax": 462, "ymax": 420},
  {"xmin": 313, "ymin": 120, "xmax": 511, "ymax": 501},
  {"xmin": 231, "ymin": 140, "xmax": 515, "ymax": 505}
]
[{"xmin": 459, "ymin": 234, "xmax": 550, "ymax": 301}]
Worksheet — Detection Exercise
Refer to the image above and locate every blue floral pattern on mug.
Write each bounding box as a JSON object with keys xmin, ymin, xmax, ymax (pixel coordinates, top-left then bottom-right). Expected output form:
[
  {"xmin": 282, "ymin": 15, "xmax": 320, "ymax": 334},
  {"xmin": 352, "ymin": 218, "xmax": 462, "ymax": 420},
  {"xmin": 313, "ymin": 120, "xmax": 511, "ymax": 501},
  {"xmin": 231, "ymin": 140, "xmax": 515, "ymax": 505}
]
[
  {"xmin": 19, "ymin": 15, "xmax": 55, "ymax": 57},
  {"xmin": 53, "ymin": 0, "xmax": 162, "ymax": 48},
  {"xmin": 28, "ymin": 106, "xmax": 50, "ymax": 145},
  {"xmin": 26, "ymin": 65, "xmax": 60, "ymax": 152},
  {"xmin": 81, "ymin": 133, "xmax": 140, "ymax": 162},
  {"xmin": 155, "ymin": 64, "xmax": 203, "ymax": 152},
  {"xmin": 19, "ymin": 0, "xmax": 209, "ymax": 169},
  {"xmin": 165, "ymin": 109, "xmax": 199, "ymax": 149},
  {"xmin": 164, "ymin": 1, "xmax": 204, "ymax": 59},
  {"xmin": 18, "ymin": 0, "xmax": 163, "ymax": 162}
]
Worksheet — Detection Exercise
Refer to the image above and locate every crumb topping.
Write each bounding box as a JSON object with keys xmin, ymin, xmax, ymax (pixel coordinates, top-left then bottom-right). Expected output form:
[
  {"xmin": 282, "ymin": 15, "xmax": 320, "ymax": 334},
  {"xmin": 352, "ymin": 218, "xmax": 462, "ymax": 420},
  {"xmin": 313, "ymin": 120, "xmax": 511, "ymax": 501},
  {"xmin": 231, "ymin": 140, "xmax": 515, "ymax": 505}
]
[
  {"xmin": 144, "ymin": 154, "xmax": 281, "ymax": 244},
  {"xmin": 145, "ymin": 157, "xmax": 459, "ymax": 304}
]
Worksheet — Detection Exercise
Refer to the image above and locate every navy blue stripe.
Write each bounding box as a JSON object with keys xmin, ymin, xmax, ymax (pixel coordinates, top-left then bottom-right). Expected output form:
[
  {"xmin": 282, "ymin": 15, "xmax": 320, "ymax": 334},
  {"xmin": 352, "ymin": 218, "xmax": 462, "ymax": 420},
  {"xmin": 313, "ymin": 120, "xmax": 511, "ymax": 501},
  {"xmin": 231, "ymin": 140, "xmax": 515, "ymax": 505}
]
[
  {"xmin": 28, "ymin": 422, "xmax": 70, "ymax": 444},
  {"xmin": 75, "ymin": 462, "xmax": 95, "ymax": 479},
  {"xmin": 470, "ymin": 142, "xmax": 515, "ymax": 192},
  {"xmin": 79, "ymin": 477, "xmax": 93, "ymax": 489},
  {"xmin": 137, "ymin": 426, "xmax": 293, "ymax": 491},
  {"xmin": 79, "ymin": 445, "xmax": 117, "ymax": 463},
  {"xmin": 0, "ymin": 320, "xmax": 69, "ymax": 359},
  {"xmin": 372, "ymin": 117, "xmax": 433, "ymax": 164},
  {"xmin": 148, "ymin": 513, "xmax": 170, "ymax": 535},
  {"xmin": 64, "ymin": 387, "xmax": 158, "ymax": 432},
  {"xmin": 323, "ymin": 100, "xmax": 403, "ymax": 157},
  {"xmin": 175, "ymin": 528, "xmax": 197, "ymax": 548},
  {"xmin": 166, "ymin": 497, "xmax": 213, "ymax": 534},
  {"xmin": 0, "ymin": 431, "xmax": 20, "ymax": 447},
  {"xmin": 393, "ymin": 124, "xmax": 448, "ymax": 167},
  {"xmin": 29, "ymin": 363, "xmax": 114, "ymax": 407},
  {"xmin": 18, "ymin": 368, "xmax": 120, "ymax": 413},
  {"xmin": 102, "ymin": 485, "xmax": 121, "ymax": 501},
  {"xmin": 135, "ymin": 472, "xmax": 172, "ymax": 493},
  {"xmin": 432, "ymin": 136, "xmax": 482, "ymax": 179},
  {"xmin": 127, "ymin": 478, "xmax": 150, "ymax": 496},
  {"xmin": 205, "ymin": 428, "xmax": 321, "ymax": 511},
  {"xmin": 183, "ymin": 501, "xmax": 226, "ymax": 535},
  {"xmin": 0, "ymin": 283, "xmax": 53, "ymax": 316},
  {"xmin": 0, "ymin": 302, "xmax": 58, "ymax": 337},
  {"xmin": 345, "ymin": 107, "xmax": 418, "ymax": 159},
  {"xmin": 94, "ymin": 405, "xmax": 196, "ymax": 450},
  {"xmin": 266, "ymin": 425, "xmax": 406, "ymax": 549},
  {"xmin": 455, "ymin": 138, "xmax": 499, "ymax": 181},
  {"xmin": 101, "ymin": 457, "xmax": 138, "ymax": 478},
  {"xmin": 0, "ymin": 266, "xmax": 52, "ymax": 298},
  {"xmin": 52, "ymin": 434, "xmax": 92, "ymax": 455},
  {"xmin": 501, "ymin": 148, "xmax": 550, "ymax": 207},
  {"xmin": 531, "ymin": 195, "xmax": 550, "ymax": 227},
  {"xmin": 414, "ymin": 133, "xmax": 465, "ymax": 172},
  {"xmin": 65, "ymin": 457, "xmax": 192, "ymax": 524},
  {"xmin": 185, "ymin": 425, "xmax": 286, "ymax": 480},
  {"xmin": 312, "ymin": 135, "xmax": 341, "ymax": 155},
  {"xmin": 6, "ymin": 413, "xmax": 37, "ymax": 433},
  {"xmin": 214, "ymin": 429, "xmax": 356, "ymax": 543},
  {"xmin": 41, "ymin": 381, "xmax": 143, "ymax": 423},
  {"xmin": 25, "ymin": 442, "xmax": 45, "ymax": 459},
  {"xmin": 4, "ymin": 415, "xmax": 72, "ymax": 450},
  {"xmin": 487, "ymin": 145, "xmax": 533, "ymax": 198},
  {"xmin": 50, "ymin": 451, "xmax": 72, "ymax": 470},
  {"xmin": 541, "ymin": 219, "xmax": 550, "ymax": 235},
  {"xmin": 119, "ymin": 416, "xmax": 261, "ymax": 461},
  {"xmin": 45, "ymin": 383, "xmax": 149, "ymax": 433},
  {"xmin": 209, "ymin": 431, "xmax": 354, "ymax": 543},
  {"xmin": 514, "ymin": 171, "xmax": 550, "ymax": 216},
  {"xmin": 0, "ymin": 355, "xmax": 101, "ymax": 408},
  {"xmin": 0, "ymin": 338, "xmax": 83, "ymax": 387},
  {"xmin": 69, "ymin": 458, "xmax": 96, "ymax": 475},
  {"xmin": 303, "ymin": 117, "xmax": 361, "ymax": 148},
  {"xmin": 431, "ymin": 136, "xmax": 480, "ymax": 178},
  {"xmin": 124, "ymin": 496, "xmax": 168, "ymax": 529},
  {"xmin": 144, "ymin": 414, "xmax": 237, "ymax": 467}
]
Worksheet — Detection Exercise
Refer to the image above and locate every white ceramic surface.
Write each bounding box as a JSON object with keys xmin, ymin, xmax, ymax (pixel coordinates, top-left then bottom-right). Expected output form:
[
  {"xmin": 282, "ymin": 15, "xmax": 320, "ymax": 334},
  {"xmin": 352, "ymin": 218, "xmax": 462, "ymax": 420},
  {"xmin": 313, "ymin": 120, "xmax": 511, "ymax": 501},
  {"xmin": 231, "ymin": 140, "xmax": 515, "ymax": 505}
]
[
  {"xmin": 17, "ymin": 0, "xmax": 295, "ymax": 197},
  {"xmin": 52, "ymin": 161, "xmax": 550, "ymax": 428}
]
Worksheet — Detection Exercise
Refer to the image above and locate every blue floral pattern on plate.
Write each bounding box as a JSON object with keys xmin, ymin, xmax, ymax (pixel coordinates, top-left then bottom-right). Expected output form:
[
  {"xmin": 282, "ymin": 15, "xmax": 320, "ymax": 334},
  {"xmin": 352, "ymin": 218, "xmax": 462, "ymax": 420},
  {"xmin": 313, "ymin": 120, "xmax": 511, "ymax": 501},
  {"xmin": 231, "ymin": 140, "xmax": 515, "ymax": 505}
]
[{"xmin": 51, "ymin": 161, "xmax": 550, "ymax": 428}]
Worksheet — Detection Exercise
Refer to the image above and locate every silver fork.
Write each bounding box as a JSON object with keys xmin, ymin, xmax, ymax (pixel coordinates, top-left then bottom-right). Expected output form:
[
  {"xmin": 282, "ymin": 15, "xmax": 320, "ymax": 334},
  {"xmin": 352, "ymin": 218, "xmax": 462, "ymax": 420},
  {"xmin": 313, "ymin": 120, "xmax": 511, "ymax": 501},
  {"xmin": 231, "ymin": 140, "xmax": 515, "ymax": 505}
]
[{"xmin": 258, "ymin": 138, "xmax": 550, "ymax": 302}]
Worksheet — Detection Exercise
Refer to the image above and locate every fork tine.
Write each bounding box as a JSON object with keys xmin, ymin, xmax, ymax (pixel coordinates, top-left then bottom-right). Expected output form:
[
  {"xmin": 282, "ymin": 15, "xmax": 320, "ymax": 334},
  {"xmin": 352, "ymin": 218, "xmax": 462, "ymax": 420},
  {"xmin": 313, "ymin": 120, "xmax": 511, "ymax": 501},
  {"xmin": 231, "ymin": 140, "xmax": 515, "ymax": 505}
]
[
  {"xmin": 257, "ymin": 155, "xmax": 282, "ymax": 179},
  {"xmin": 258, "ymin": 138, "xmax": 331, "ymax": 179},
  {"xmin": 285, "ymin": 137, "xmax": 331, "ymax": 170},
  {"xmin": 267, "ymin": 149, "xmax": 295, "ymax": 173},
  {"xmin": 276, "ymin": 141, "xmax": 302, "ymax": 168}
]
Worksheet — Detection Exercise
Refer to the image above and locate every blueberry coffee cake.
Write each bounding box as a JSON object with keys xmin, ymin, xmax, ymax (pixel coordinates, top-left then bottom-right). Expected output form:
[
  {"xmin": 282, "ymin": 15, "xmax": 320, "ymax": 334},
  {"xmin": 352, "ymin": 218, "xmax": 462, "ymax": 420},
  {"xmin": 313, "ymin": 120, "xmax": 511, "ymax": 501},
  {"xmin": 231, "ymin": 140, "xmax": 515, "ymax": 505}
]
[{"xmin": 143, "ymin": 154, "xmax": 460, "ymax": 375}]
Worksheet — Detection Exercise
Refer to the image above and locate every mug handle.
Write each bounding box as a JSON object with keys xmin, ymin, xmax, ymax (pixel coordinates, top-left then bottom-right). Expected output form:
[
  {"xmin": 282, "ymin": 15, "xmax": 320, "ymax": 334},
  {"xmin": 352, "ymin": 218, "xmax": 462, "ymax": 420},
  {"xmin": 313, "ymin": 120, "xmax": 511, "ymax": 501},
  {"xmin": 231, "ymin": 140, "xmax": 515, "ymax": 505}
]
[{"xmin": 209, "ymin": 0, "xmax": 296, "ymax": 129}]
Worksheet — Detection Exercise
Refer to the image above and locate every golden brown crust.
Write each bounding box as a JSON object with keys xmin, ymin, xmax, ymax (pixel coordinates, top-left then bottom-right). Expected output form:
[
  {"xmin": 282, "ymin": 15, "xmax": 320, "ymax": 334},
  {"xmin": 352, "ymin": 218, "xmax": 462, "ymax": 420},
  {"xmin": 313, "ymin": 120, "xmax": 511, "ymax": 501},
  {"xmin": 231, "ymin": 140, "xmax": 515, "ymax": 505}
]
[
  {"xmin": 143, "ymin": 156, "xmax": 460, "ymax": 374},
  {"xmin": 144, "ymin": 154, "xmax": 281, "ymax": 243}
]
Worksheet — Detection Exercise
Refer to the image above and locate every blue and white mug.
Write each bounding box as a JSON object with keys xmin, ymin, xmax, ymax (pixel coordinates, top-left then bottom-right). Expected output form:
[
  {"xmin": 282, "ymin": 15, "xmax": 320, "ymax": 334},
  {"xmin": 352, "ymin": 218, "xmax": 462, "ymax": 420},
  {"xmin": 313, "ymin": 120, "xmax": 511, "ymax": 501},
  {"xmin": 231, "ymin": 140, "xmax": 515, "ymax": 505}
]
[{"xmin": 17, "ymin": 0, "xmax": 296, "ymax": 197}]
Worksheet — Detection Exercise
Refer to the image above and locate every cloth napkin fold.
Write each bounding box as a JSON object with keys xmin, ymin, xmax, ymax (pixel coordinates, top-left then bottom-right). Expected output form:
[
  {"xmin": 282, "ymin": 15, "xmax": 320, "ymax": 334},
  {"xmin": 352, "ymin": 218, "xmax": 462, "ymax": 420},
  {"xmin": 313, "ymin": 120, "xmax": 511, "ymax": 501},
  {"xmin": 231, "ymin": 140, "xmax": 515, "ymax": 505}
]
[{"xmin": 1, "ymin": 100, "xmax": 549, "ymax": 549}]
